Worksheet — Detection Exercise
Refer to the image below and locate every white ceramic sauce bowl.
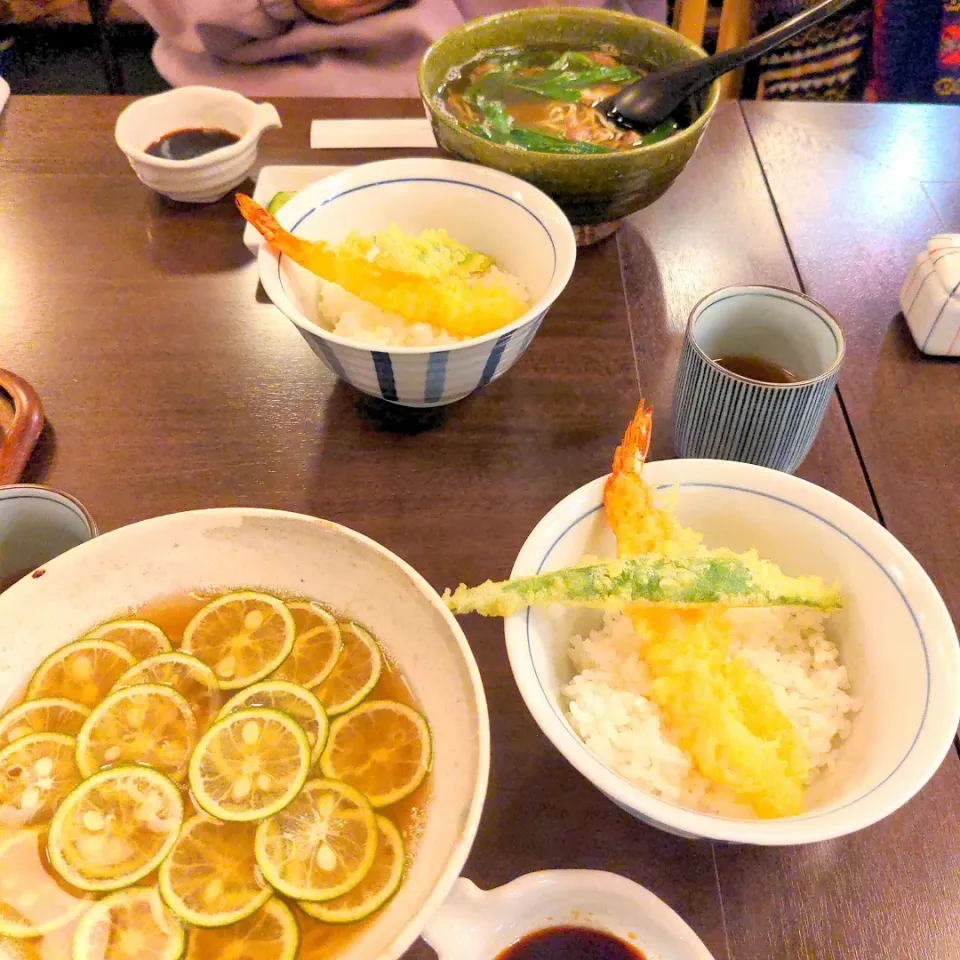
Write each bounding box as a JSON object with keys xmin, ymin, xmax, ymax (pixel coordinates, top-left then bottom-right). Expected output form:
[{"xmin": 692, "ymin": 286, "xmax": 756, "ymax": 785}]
[
  {"xmin": 423, "ymin": 871, "xmax": 716, "ymax": 960},
  {"xmin": 115, "ymin": 86, "xmax": 281, "ymax": 203},
  {"xmin": 505, "ymin": 459, "xmax": 960, "ymax": 844},
  {"xmin": 0, "ymin": 508, "xmax": 489, "ymax": 958},
  {"xmin": 256, "ymin": 158, "xmax": 577, "ymax": 408}
]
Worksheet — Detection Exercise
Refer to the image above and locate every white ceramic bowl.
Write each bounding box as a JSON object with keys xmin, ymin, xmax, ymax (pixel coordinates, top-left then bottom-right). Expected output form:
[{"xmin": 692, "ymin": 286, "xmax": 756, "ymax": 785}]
[
  {"xmin": 256, "ymin": 158, "xmax": 577, "ymax": 407},
  {"xmin": 115, "ymin": 86, "xmax": 281, "ymax": 203},
  {"xmin": 0, "ymin": 508, "xmax": 489, "ymax": 958},
  {"xmin": 423, "ymin": 871, "xmax": 715, "ymax": 960},
  {"xmin": 0, "ymin": 484, "xmax": 97, "ymax": 586},
  {"xmin": 505, "ymin": 459, "xmax": 960, "ymax": 844}
]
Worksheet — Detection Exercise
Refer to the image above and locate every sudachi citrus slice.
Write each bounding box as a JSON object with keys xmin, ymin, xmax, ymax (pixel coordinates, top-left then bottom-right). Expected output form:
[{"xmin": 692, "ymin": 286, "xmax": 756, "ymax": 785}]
[
  {"xmin": 0, "ymin": 733, "xmax": 81, "ymax": 830},
  {"xmin": 272, "ymin": 602, "xmax": 342, "ymax": 689},
  {"xmin": 114, "ymin": 652, "xmax": 221, "ymax": 731},
  {"xmin": 319, "ymin": 700, "xmax": 431, "ymax": 808},
  {"xmin": 0, "ymin": 827, "xmax": 91, "ymax": 938},
  {"xmin": 158, "ymin": 816, "xmax": 271, "ymax": 928},
  {"xmin": 75, "ymin": 684, "xmax": 197, "ymax": 782},
  {"xmin": 0, "ymin": 699, "xmax": 90, "ymax": 749},
  {"xmin": 0, "ymin": 937, "xmax": 43, "ymax": 959},
  {"xmin": 72, "ymin": 887, "xmax": 184, "ymax": 960},
  {"xmin": 25, "ymin": 640, "xmax": 136, "ymax": 709},
  {"xmin": 188, "ymin": 708, "xmax": 309, "ymax": 822},
  {"xmin": 184, "ymin": 899, "xmax": 299, "ymax": 960},
  {"xmin": 299, "ymin": 814, "xmax": 404, "ymax": 924},
  {"xmin": 83, "ymin": 620, "xmax": 172, "ymax": 661},
  {"xmin": 182, "ymin": 592, "xmax": 295, "ymax": 690},
  {"xmin": 218, "ymin": 681, "xmax": 328, "ymax": 763},
  {"xmin": 254, "ymin": 778, "xmax": 377, "ymax": 902},
  {"xmin": 47, "ymin": 766, "xmax": 184, "ymax": 892},
  {"xmin": 311, "ymin": 622, "xmax": 382, "ymax": 716}
]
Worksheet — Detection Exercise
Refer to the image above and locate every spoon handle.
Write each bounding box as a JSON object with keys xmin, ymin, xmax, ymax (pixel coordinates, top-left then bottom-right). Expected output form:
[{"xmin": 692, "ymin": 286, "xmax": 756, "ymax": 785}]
[{"xmin": 695, "ymin": 0, "xmax": 859, "ymax": 83}]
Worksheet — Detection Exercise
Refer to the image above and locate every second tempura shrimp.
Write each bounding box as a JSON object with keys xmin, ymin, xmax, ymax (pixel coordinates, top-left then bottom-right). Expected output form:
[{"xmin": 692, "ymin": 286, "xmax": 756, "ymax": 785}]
[{"xmin": 603, "ymin": 400, "xmax": 697, "ymax": 557}]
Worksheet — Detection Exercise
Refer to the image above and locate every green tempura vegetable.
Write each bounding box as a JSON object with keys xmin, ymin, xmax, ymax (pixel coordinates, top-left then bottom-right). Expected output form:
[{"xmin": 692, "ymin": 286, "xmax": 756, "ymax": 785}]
[
  {"xmin": 443, "ymin": 550, "xmax": 843, "ymax": 618},
  {"xmin": 266, "ymin": 191, "xmax": 297, "ymax": 215}
]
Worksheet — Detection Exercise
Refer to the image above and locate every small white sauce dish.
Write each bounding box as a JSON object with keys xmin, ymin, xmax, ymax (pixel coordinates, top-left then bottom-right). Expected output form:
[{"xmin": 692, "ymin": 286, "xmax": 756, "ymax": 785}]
[
  {"xmin": 422, "ymin": 870, "xmax": 715, "ymax": 960},
  {"xmin": 115, "ymin": 86, "xmax": 281, "ymax": 204}
]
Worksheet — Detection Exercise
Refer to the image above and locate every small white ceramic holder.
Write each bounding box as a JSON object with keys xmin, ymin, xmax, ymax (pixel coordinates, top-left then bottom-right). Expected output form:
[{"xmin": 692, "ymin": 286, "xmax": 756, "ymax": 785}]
[
  {"xmin": 422, "ymin": 871, "xmax": 715, "ymax": 960},
  {"xmin": 114, "ymin": 86, "xmax": 281, "ymax": 203},
  {"xmin": 899, "ymin": 233, "xmax": 960, "ymax": 356}
]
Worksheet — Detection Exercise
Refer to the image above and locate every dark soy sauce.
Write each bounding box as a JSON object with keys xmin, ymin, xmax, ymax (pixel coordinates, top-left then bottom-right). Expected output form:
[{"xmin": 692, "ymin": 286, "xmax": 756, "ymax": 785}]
[
  {"xmin": 145, "ymin": 127, "xmax": 240, "ymax": 160},
  {"xmin": 496, "ymin": 926, "xmax": 646, "ymax": 959},
  {"xmin": 713, "ymin": 354, "xmax": 798, "ymax": 384}
]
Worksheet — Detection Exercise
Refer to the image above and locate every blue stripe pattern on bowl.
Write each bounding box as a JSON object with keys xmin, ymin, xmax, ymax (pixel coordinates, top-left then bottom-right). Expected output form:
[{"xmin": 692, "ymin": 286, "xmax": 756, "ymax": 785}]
[{"xmin": 294, "ymin": 310, "xmax": 548, "ymax": 408}]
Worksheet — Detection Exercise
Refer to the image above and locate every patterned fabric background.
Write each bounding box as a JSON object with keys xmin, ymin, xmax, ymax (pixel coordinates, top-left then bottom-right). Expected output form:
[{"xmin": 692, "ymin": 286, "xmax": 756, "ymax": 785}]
[
  {"xmin": 747, "ymin": 0, "xmax": 872, "ymax": 101},
  {"xmin": 934, "ymin": 0, "xmax": 960, "ymax": 101},
  {"xmin": 1, "ymin": 0, "xmax": 82, "ymax": 23},
  {"xmin": 865, "ymin": 0, "xmax": 955, "ymax": 102}
]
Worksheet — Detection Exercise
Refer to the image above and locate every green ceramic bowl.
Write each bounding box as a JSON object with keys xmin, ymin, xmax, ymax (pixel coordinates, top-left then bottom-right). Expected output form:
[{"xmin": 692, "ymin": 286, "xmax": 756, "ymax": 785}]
[{"xmin": 419, "ymin": 9, "xmax": 720, "ymax": 229}]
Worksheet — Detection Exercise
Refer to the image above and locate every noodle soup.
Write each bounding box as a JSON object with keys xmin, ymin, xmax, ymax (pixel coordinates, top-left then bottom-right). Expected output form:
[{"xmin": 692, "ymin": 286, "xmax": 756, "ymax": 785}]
[
  {"xmin": 438, "ymin": 45, "xmax": 683, "ymax": 154},
  {"xmin": 0, "ymin": 590, "xmax": 430, "ymax": 960}
]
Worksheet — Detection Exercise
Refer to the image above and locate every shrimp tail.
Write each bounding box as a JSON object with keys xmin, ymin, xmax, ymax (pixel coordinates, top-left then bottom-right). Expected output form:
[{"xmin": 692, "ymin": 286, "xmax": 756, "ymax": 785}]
[
  {"xmin": 605, "ymin": 400, "xmax": 653, "ymax": 500},
  {"xmin": 604, "ymin": 400, "xmax": 664, "ymax": 556},
  {"xmin": 235, "ymin": 193, "xmax": 332, "ymax": 274}
]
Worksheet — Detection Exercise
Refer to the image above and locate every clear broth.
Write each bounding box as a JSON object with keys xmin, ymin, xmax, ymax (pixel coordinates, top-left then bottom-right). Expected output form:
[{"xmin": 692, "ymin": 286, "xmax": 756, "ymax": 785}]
[{"xmin": 0, "ymin": 590, "xmax": 430, "ymax": 959}]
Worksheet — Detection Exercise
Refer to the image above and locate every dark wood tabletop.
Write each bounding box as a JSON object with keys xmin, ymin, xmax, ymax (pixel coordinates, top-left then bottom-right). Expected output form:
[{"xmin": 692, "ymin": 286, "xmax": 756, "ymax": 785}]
[
  {"xmin": 742, "ymin": 101, "xmax": 960, "ymax": 629},
  {"xmin": 0, "ymin": 96, "xmax": 958, "ymax": 960}
]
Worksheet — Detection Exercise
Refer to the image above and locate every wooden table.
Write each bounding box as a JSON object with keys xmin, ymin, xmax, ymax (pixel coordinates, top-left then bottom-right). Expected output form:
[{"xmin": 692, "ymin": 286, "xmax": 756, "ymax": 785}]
[
  {"xmin": 742, "ymin": 102, "xmax": 960, "ymax": 628},
  {"xmin": 1, "ymin": 96, "xmax": 958, "ymax": 960}
]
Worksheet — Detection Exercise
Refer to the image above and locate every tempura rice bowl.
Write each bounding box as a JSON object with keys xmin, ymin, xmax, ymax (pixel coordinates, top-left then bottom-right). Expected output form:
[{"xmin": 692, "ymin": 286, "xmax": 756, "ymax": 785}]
[
  {"xmin": 255, "ymin": 158, "xmax": 576, "ymax": 407},
  {"xmin": 0, "ymin": 508, "xmax": 490, "ymax": 958},
  {"xmin": 505, "ymin": 459, "xmax": 960, "ymax": 844}
]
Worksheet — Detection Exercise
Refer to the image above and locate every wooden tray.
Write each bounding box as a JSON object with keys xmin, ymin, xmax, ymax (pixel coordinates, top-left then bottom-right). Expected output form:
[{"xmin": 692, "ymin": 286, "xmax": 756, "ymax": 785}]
[{"xmin": 0, "ymin": 369, "xmax": 44, "ymax": 484}]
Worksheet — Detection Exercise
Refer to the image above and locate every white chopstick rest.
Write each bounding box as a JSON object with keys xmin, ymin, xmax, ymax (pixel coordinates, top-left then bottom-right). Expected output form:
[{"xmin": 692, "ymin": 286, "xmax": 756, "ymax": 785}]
[
  {"xmin": 899, "ymin": 234, "xmax": 960, "ymax": 357},
  {"xmin": 310, "ymin": 118, "xmax": 436, "ymax": 149}
]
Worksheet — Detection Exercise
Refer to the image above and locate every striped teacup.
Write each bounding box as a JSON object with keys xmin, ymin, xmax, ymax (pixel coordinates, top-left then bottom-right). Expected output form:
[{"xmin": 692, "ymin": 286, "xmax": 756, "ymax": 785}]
[{"xmin": 673, "ymin": 286, "xmax": 845, "ymax": 474}]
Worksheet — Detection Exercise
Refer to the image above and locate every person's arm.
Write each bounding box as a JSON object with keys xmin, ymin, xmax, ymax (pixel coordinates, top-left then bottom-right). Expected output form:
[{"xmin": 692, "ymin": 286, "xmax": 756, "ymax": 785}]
[{"xmin": 124, "ymin": 0, "xmax": 397, "ymax": 60}]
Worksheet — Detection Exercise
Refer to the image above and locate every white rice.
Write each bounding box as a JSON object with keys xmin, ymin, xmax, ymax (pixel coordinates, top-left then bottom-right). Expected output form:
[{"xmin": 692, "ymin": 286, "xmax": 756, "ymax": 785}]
[
  {"xmin": 562, "ymin": 608, "xmax": 859, "ymax": 817},
  {"xmin": 316, "ymin": 266, "xmax": 530, "ymax": 348}
]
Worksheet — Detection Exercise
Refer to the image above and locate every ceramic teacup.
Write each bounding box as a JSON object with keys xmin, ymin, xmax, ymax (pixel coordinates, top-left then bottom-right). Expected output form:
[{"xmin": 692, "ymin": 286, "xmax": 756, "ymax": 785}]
[
  {"xmin": 673, "ymin": 285, "xmax": 845, "ymax": 473},
  {"xmin": 0, "ymin": 485, "xmax": 97, "ymax": 591}
]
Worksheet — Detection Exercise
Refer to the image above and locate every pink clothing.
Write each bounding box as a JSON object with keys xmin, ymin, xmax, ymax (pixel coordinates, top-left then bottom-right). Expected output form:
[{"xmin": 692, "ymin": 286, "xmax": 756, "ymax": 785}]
[{"xmin": 126, "ymin": 0, "xmax": 667, "ymax": 97}]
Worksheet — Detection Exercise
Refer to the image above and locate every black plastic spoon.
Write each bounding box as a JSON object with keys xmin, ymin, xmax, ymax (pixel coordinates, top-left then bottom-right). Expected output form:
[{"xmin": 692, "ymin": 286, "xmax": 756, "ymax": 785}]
[{"xmin": 599, "ymin": 0, "xmax": 859, "ymax": 132}]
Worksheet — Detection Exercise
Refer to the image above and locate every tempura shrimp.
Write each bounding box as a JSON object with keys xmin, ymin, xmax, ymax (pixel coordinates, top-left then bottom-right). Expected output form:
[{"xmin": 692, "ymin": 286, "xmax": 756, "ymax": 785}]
[
  {"xmin": 235, "ymin": 194, "xmax": 527, "ymax": 339},
  {"xmin": 603, "ymin": 400, "xmax": 697, "ymax": 557},
  {"xmin": 602, "ymin": 401, "xmax": 811, "ymax": 817}
]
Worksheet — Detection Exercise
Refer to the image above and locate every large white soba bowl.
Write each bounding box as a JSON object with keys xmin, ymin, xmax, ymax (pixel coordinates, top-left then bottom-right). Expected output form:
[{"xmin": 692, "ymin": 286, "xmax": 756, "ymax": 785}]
[
  {"xmin": 0, "ymin": 509, "xmax": 489, "ymax": 958},
  {"xmin": 505, "ymin": 459, "xmax": 960, "ymax": 845},
  {"xmin": 255, "ymin": 158, "xmax": 576, "ymax": 407}
]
